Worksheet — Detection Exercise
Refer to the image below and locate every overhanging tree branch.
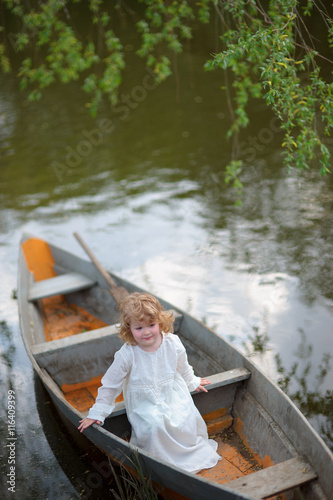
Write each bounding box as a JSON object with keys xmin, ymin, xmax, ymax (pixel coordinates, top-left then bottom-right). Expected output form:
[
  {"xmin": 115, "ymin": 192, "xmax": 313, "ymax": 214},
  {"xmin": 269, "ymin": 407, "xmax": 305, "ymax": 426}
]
[{"xmin": 1, "ymin": 0, "xmax": 332, "ymax": 198}]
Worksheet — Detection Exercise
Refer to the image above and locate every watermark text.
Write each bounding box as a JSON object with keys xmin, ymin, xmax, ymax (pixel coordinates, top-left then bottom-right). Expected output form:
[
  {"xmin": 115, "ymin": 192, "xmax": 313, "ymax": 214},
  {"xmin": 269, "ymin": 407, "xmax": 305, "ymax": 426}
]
[{"xmin": 7, "ymin": 390, "xmax": 16, "ymax": 493}]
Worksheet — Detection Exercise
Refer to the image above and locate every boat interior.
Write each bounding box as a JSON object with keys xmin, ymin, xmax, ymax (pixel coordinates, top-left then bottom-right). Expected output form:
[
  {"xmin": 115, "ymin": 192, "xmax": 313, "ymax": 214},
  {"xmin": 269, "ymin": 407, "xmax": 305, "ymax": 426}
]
[{"xmin": 21, "ymin": 237, "xmax": 320, "ymax": 499}]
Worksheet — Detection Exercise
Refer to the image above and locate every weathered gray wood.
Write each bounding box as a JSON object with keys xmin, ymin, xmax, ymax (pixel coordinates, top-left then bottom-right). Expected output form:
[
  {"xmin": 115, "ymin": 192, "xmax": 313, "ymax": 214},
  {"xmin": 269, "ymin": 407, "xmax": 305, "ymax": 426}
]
[
  {"xmin": 18, "ymin": 251, "xmax": 46, "ymax": 345},
  {"xmin": 192, "ymin": 369, "xmax": 250, "ymax": 418},
  {"xmin": 73, "ymin": 232, "xmax": 129, "ymax": 304},
  {"xmin": 32, "ymin": 326, "xmax": 122, "ymax": 386},
  {"xmin": 233, "ymin": 388, "xmax": 297, "ymax": 466},
  {"xmin": 227, "ymin": 457, "xmax": 317, "ymax": 498},
  {"xmin": 206, "ymin": 367, "xmax": 251, "ymax": 389},
  {"xmin": 243, "ymin": 364, "xmax": 333, "ymax": 500},
  {"xmin": 180, "ymin": 334, "xmax": 223, "ymax": 376},
  {"xmin": 28, "ymin": 272, "xmax": 96, "ymax": 301},
  {"xmin": 172, "ymin": 310, "xmax": 183, "ymax": 333},
  {"xmin": 31, "ymin": 324, "xmax": 119, "ymax": 356}
]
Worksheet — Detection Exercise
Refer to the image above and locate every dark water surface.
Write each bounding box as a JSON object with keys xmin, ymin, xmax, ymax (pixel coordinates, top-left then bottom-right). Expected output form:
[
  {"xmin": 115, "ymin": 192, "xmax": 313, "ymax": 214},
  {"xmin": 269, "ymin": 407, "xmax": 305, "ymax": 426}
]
[{"xmin": 0, "ymin": 13, "xmax": 332, "ymax": 499}]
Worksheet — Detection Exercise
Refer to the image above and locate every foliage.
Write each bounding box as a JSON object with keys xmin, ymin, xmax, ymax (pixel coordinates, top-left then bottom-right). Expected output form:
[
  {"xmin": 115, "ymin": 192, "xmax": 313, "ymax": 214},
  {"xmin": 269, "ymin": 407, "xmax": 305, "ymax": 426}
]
[
  {"xmin": 203, "ymin": 0, "xmax": 333, "ymax": 179},
  {"xmin": 2, "ymin": 0, "xmax": 124, "ymax": 115},
  {"xmin": 109, "ymin": 451, "xmax": 160, "ymax": 500},
  {"xmin": 1, "ymin": 1, "xmax": 332, "ymax": 189}
]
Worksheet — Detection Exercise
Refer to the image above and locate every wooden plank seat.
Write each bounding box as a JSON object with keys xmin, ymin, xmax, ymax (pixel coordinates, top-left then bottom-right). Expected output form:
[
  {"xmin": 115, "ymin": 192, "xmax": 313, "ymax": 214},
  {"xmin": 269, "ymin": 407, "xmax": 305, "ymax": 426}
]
[
  {"xmin": 105, "ymin": 367, "xmax": 251, "ymax": 420},
  {"xmin": 31, "ymin": 310, "xmax": 183, "ymax": 359},
  {"xmin": 31, "ymin": 323, "xmax": 120, "ymax": 357},
  {"xmin": 205, "ymin": 367, "xmax": 251, "ymax": 390},
  {"xmin": 28, "ymin": 272, "xmax": 96, "ymax": 301},
  {"xmin": 31, "ymin": 323, "xmax": 124, "ymax": 388},
  {"xmin": 227, "ymin": 457, "xmax": 317, "ymax": 498}
]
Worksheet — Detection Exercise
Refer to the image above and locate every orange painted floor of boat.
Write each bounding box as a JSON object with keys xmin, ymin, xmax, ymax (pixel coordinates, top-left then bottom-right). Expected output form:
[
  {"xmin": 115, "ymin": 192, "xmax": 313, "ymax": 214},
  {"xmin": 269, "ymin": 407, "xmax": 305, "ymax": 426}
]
[
  {"xmin": 22, "ymin": 237, "xmax": 108, "ymax": 341},
  {"xmin": 62, "ymin": 376, "xmax": 124, "ymax": 411},
  {"xmin": 198, "ymin": 427, "xmax": 262, "ymax": 484},
  {"xmin": 23, "ymin": 238, "xmax": 278, "ymax": 490}
]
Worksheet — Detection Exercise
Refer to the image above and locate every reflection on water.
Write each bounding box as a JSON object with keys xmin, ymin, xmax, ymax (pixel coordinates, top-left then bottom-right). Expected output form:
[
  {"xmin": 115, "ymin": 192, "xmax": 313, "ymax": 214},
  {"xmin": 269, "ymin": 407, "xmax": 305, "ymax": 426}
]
[
  {"xmin": 34, "ymin": 376, "xmax": 117, "ymax": 500},
  {"xmin": 0, "ymin": 320, "xmax": 15, "ymax": 373},
  {"xmin": 275, "ymin": 330, "xmax": 333, "ymax": 451},
  {"xmin": 243, "ymin": 323, "xmax": 333, "ymax": 451},
  {"xmin": 0, "ymin": 9, "xmax": 332, "ymax": 497}
]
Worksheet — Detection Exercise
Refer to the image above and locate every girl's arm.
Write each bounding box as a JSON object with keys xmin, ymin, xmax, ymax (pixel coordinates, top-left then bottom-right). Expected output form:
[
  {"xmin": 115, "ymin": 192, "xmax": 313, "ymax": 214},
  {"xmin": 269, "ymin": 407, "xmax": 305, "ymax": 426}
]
[
  {"xmin": 78, "ymin": 349, "xmax": 130, "ymax": 432},
  {"xmin": 175, "ymin": 336, "xmax": 210, "ymax": 392}
]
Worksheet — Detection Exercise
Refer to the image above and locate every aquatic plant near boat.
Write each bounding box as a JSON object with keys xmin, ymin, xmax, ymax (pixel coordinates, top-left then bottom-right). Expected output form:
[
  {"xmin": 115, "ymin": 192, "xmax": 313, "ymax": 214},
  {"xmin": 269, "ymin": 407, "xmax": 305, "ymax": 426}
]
[{"xmin": 109, "ymin": 451, "xmax": 160, "ymax": 500}]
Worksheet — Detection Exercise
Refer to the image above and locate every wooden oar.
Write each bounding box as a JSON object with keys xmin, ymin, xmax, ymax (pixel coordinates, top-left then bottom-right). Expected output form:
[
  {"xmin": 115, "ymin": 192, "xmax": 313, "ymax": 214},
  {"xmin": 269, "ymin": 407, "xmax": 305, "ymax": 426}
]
[{"xmin": 73, "ymin": 232, "xmax": 129, "ymax": 305}]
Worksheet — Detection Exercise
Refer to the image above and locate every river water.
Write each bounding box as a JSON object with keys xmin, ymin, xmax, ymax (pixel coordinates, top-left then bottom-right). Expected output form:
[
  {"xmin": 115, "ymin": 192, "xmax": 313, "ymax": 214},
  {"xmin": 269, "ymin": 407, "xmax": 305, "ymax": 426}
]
[{"xmin": 0, "ymin": 12, "xmax": 332, "ymax": 500}]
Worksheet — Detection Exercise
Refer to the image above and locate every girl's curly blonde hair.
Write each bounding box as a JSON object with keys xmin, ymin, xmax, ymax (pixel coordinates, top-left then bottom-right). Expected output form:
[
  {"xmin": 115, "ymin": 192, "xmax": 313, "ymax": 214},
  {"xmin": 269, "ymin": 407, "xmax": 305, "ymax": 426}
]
[{"xmin": 118, "ymin": 292, "xmax": 174, "ymax": 345}]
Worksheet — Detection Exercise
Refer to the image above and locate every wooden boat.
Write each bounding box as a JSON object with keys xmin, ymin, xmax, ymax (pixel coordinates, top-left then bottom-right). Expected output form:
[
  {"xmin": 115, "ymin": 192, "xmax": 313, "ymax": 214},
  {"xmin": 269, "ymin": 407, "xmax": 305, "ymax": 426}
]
[{"xmin": 18, "ymin": 234, "xmax": 333, "ymax": 500}]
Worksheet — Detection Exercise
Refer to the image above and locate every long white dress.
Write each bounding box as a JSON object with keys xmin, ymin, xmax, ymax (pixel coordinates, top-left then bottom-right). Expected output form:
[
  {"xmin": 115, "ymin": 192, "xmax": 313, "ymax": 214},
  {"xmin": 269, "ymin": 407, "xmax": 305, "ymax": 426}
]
[{"xmin": 87, "ymin": 333, "xmax": 221, "ymax": 473}]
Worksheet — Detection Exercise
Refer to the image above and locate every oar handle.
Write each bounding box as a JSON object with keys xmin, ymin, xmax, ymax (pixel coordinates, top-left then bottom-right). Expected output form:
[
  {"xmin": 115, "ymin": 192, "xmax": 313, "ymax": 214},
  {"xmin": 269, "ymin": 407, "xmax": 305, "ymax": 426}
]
[{"xmin": 73, "ymin": 232, "xmax": 118, "ymax": 289}]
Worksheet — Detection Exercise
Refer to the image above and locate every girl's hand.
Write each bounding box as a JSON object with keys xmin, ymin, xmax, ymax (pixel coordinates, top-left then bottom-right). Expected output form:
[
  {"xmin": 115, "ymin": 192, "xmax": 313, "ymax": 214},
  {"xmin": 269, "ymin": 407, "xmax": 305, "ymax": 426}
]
[
  {"xmin": 195, "ymin": 378, "xmax": 211, "ymax": 393},
  {"xmin": 78, "ymin": 417, "xmax": 101, "ymax": 433}
]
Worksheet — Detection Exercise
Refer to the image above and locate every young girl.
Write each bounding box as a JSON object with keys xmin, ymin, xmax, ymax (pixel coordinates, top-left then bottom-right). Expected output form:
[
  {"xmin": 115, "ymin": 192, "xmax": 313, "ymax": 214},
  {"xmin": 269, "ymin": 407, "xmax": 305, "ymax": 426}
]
[{"xmin": 78, "ymin": 292, "xmax": 221, "ymax": 473}]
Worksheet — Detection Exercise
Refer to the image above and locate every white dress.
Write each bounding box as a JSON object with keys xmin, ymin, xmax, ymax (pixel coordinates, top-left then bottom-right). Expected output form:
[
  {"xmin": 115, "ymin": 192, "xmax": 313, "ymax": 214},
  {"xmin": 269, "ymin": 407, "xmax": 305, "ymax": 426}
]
[{"xmin": 87, "ymin": 333, "xmax": 221, "ymax": 473}]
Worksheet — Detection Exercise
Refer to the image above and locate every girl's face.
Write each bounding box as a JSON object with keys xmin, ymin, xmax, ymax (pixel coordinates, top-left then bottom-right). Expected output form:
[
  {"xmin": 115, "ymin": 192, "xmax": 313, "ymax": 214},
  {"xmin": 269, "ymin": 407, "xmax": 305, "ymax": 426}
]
[{"xmin": 130, "ymin": 318, "xmax": 161, "ymax": 352}]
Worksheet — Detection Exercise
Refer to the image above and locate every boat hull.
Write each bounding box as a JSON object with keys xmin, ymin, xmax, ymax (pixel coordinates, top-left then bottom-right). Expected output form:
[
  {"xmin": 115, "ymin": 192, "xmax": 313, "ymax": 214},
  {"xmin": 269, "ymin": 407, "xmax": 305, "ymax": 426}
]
[{"xmin": 18, "ymin": 235, "xmax": 333, "ymax": 500}]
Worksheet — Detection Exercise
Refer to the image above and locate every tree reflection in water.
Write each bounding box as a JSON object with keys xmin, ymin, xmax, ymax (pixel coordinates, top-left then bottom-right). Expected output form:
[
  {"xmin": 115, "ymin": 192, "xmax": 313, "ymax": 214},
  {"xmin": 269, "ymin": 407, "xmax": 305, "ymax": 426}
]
[
  {"xmin": 244, "ymin": 324, "xmax": 333, "ymax": 451},
  {"xmin": 0, "ymin": 319, "xmax": 15, "ymax": 373}
]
